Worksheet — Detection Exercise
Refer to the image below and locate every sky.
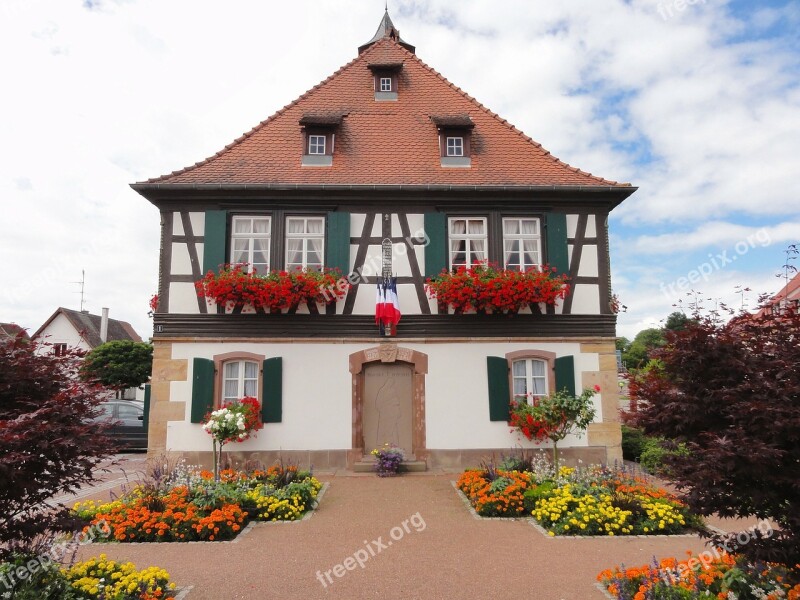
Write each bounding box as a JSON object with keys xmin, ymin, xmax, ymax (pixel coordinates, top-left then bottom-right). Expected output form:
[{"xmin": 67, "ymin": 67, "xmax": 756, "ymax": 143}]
[{"xmin": 1, "ymin": 0, "xmax": 798, "ymax": 340}]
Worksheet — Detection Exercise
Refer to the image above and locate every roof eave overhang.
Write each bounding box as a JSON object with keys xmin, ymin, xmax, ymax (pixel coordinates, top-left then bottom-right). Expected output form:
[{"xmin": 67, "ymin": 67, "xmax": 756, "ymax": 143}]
[{"xmin": 131, "ymin": 182, "xmax": 637, "ymax": 209}]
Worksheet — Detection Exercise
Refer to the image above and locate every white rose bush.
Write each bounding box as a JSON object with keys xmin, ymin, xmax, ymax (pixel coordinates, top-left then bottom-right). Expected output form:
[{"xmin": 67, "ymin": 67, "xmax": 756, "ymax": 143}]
[{"xmin": 202, "ymin": 396, "xmax": 262, "ymax": 480}]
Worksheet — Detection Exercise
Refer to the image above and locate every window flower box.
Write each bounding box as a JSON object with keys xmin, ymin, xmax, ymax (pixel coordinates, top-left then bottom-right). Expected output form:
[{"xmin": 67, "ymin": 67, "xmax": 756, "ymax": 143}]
[
  {"xmin": 425, "ymin": 264, "xmax": 569, "ymax": 315},
  {"xmin": 195, "ymin": 264, "xmax": 348, "ymax": 314}
]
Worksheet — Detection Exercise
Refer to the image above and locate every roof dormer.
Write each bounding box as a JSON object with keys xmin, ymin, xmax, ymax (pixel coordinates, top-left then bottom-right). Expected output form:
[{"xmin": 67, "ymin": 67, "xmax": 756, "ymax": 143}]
[
  {"xmin": 299, "ymin": 113, "xmax": 345, "ymax": 167},
  {"xmin": 368, "ymin": 62, "xmax": 403, "ymax": 101},
  {"xmin": 432, "ymin": 115, "xmax": 475, "ymax": 168}
]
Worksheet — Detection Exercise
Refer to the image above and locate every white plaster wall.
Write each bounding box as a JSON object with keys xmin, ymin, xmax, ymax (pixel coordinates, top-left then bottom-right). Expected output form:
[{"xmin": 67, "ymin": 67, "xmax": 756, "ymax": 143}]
[
  {"xmin": 170, "ymin": 243, "xmax": 193, "ymax": 276},
  {"xmin": 189, "ymin": 212, "xmax": 205, "ymax": 236},
  {"xmin": 571, "ymin": 284, "xmax": 601, "ymax": 314},
  {"xmin": 350, "ymin": 213, "xmax": 366, "ymax": 237},
  {"xmin": 163, "ymin": 341, "xmax": 604, "ymax": 453},
  {"xmin": 566, "ymin": 214, "xmax": 579, "ymax": 238},
  {"xmin": 585, "ymin": 214, "xmax": 597, "ymax": 238},
  {"xmin": 172, "ymin": 213, "xmax": 184, "ymax": 236},
  {"xmin": 33, "ymin": 313, "xmax": 93, "ymax": 354},
  {"xmin": 167, "ymin": 342, "xmax": 357, "ymax": 452},
  {"xmin": 577, "ymin": 245, "xmax": 599, "ymax": 278},
  {"xmin": 168, "ymin": 282, "xmax": 201, "ymax": 313}
]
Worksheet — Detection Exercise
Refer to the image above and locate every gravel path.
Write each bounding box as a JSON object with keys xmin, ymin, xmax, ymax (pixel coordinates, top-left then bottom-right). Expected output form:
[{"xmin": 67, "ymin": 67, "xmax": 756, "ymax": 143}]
[{"xmin": 71, "ymin": 469, "xmax": 742, "ymax": 600}]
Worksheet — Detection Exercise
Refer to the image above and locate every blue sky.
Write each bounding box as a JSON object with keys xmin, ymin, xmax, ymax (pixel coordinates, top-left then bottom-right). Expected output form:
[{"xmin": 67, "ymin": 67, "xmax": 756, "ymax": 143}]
[{"xmin": 0, "ymin": 0, "xmax": 797, "ymax": 339}]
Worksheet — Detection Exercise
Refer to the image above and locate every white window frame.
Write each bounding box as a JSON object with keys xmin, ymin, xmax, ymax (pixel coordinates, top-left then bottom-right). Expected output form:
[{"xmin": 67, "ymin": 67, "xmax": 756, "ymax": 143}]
[
  {"xmin": 230, "ymin": 216, "xmax": 271, "ymax": 274},
  {"xmin": 512, "ymin": 358, "xmax": 549, "ymax": 403},
  {"xmin": 380, "ymin": 77, "xmax": 392, "ymax": 92},
  {"xmin": 448, "ymin": 217, "xmax": 487, "ymax": 269},
  {"xmin": 502, "ymin": 217, "xmax": 542, "ymax": 272},
  {"xmin": 446, "ymin": 136, "xmax": 464, "ymax": 157},
  {"xmin": 222, "ymin": 360, "xmax": 259, "ymax": 405},
  {"xmin": 285, "ymin": 216, "xmax": 326, "ymax": 271},
  {"xmin": 308, "ymin": 135, "xmax": 326, "ymax": 155}
]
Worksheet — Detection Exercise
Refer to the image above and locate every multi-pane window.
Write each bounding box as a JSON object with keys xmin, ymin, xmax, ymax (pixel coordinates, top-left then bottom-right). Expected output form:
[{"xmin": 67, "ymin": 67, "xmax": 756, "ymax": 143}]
[
  {"xmin": 308, "ymin": 135, "xmax": 326, "ymax": 155},
  {"xmin": 446, "ymin": 136, "xmax": 464, "ymax": 157},
  {"xmin": 222, "ymin": 360, "xmax": 259, "ymax": 404},
  {"xmin": 449, "ymin": 217, "xmax": 486, "ymax": 268},
  {"xmin": 503, "ymin": 218, "xmax": 541, "ymax": 271},
  {"xmin": 512, "ymin": 359, "xmax": 548, "ymax": 402},
  {"xmin": 380, "ymin": 77, "xmax": 392, "ymax": 92},
  {"xmin": 53, "ymin": 343, "xmax": 67, "ymax": 357},
  {"xmin": 285, "ymin": 216, "xmax": 325, "ymax": 271},
  {"xmin": 231, "ymin": 216, "xmax": 271, "ymax": 274}
]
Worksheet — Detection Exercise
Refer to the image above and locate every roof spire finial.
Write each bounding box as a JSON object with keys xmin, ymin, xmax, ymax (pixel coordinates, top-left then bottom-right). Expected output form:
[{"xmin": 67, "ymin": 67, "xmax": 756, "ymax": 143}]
[{"xmin": 358, "ymin": 7, "xmax": 415, "ymax": 54}]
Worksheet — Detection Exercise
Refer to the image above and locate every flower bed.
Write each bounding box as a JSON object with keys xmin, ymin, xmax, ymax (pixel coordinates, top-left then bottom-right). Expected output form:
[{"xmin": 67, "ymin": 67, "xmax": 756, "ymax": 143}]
[
  {"xmin": 425, "ymin": 263, "xmax": 569, "ymax": 314},
  {"xmin": 195, "ymin": 264, "xmax": 347, "ymax": 312},
  {"xmin": 597, "ymin": 552, "xmax": 800, "ymax": 599},
  {"xmin": 456, "ymin": 457, "xmax": 701, "ymax": 535},
  {"xmin": 0, "ymin": 553, "xmax": 176, "ymax": 599},
  {"xmin": 74, "ymin": 463, "xmax": 323, "ymax": 543}
]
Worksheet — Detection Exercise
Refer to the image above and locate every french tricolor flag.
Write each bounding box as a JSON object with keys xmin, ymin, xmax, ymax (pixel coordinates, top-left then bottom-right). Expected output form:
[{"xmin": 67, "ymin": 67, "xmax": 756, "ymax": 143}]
[{"xmin": 375, "ymin": 278, "xmax": 401, "ymax": 335}]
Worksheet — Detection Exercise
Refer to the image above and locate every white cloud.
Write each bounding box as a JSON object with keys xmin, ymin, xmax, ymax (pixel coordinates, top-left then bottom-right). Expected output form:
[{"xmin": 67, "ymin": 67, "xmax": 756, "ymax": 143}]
[{"xmin": 631, "ymin": 221, "xmax": 799, "ymax": 254}]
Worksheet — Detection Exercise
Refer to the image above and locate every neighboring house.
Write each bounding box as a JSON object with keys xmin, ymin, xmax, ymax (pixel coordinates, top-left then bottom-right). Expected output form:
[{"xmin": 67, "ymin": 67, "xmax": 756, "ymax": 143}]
[
  {"xmin": 0, "ymin": 323, "xmax": 29, "ymax": 342},
  {"xmin": 32, "ymin": 307, "xmax": 144, "ymax": 399},
  {"xmin": 132, "ymin": 12, "xmax": 636, "ymax": 469},
  {"xmin": 757, "ymin": 272, "xmax": 800, "ymax": 317}
]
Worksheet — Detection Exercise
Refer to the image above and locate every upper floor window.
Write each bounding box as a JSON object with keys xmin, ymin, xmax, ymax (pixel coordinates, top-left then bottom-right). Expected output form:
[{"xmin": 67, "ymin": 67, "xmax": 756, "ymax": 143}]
[
  {"xmin": 379, "ymin": 77, "xmax": 392, "ymax": 92},
  {"xmin": 512, "ymin": 358, "xmax": 548, "ymax": 402},
  {"xmin": 286, "ymin": 216, "xmax": 325, "ymax": 271},
  {"xmin": 503, "ymin": 218, "xmax": 541, "ymax": 271},
  {"xmin": 308, "ymin": 135, "xmax": 326, "ymax": 155},
  {"xmin": 449, "ymin": 217, "xmax": 486, "ymax": 269},
  {"xmin": 231, "ymin": 216, "xmax": 271, "ymax": 274},
  {"xmin": 446, "ymin": 137, "xmax": 464, "ymax": 157},
  {"xmin": 53, "ymin": 343, "xmax": 67, "ymax": 357},
  {"xmin": 222, "ymin": 360, "xmax": 259, "ymax": 404}
]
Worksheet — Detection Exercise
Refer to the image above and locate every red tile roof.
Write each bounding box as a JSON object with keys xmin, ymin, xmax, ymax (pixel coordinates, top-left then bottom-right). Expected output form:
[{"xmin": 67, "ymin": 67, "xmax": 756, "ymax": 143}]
[{"xmin": 139, "ymin": 37, "xmax": 630, "ymax": 188}]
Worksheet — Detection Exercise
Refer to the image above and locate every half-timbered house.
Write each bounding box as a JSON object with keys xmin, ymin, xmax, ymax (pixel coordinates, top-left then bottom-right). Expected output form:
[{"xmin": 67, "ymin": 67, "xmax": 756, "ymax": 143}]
[{"xmin": 133, "ymin": 12, "xmax": 636, "ymax": 469}]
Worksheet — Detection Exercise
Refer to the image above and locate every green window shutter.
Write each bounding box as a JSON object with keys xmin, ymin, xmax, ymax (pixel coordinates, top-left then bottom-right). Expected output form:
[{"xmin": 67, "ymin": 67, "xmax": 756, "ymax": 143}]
[
  {"xmin": 262, "ymin": 357, "xmax": 283, "ymax": 423},
  {"xmin": 142, "ymin": 383, "xmax": 151, "ymax": 430},
  {"xmin": 190, "ymin": 358, "xmax": 215, "ymax": 423},
  {"xmin": 424, "ymin": 212, "xmax": 447, "ymax": 278},
  {"xmin": 487, "ymin": 356, "xmax": 511, "ymax": 421},
  {"xmin": 545, "ymin": 212, "xmax": 569, "ymax": 275},
  {"xmin": 202, "ymin": 210, "xmax": 228, "ymax": 275},
  {"xmin": 554, "ymin": 355, "xmax": 576, "ymax": 397},
  {"xmin": 326, "ymin": 212, "xmax": 351, "ymax": 275}
]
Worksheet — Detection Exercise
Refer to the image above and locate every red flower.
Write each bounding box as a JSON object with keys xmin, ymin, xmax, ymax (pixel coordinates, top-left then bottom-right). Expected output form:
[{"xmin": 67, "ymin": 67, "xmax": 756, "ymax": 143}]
[{"xmin": 593, "ymin": 384, "xmax": 601, "ymax": 392}]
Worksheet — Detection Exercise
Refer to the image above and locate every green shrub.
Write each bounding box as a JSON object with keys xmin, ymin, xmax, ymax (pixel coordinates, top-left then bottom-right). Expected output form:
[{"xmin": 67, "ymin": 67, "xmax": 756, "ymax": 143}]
[
  {"xmin": 523, "ymin": 481, "xmax": 556, "ymax": 513},
  {"xmin": 621, "ymin": 425, "xmax": 648, "ymax": 461},
  {"xmin": 639, "ymin": 438, "xmax": 689, "ymax": 477},
  {"xmin": 0, "ymin": 555, "xmax": 79, "ymax": 600}
]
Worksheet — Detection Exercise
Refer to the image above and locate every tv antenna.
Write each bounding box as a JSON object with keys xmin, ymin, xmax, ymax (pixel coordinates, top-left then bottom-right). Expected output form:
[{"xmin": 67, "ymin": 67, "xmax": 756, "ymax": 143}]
[{"xmin": 72, "ymin": 269, "xmax": 87, "ymax": 311}]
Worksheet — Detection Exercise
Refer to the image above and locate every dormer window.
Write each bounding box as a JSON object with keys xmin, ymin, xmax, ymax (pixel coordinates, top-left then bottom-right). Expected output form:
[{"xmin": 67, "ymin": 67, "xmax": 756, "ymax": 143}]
[
  {"xmin": 299, "ymin": 113, "xmax": 345, "ymax": 167},
  {"xmin": 308, "ymin": 135, "xmax": 326, "ymax": 155},
  {"xmin": 446, "ymin": 136, "xmax": 464, "ymax": 157},
  {"xmin": 432, "ymin": 115, "xmax": 474, "ymax": 167},
  {"xmin": 368, "ymin": 62, "xmax": 403, "ymax": 101}
]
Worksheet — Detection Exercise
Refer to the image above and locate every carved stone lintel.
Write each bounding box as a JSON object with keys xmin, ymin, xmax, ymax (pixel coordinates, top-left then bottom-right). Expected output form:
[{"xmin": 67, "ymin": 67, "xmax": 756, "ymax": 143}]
[{"xmin": 379, "ymin": 343, "xmax": 398, "ymax": 363}]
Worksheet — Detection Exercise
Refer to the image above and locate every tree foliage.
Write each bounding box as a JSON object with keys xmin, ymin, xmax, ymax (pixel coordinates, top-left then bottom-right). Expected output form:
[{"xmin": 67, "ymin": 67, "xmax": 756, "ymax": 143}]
[
  {"xmin": 630, "ymin": 308, "xmax": 800, "ymax": 567},
  {"xmin": 622, "ymin": 327, "xmax": 665, "ymax": 368},
  {"xmin": 82, "ymin": 340, "xmax": 153, "ymax": 391},
  {"xmin": 0, "ymin": 334, "xmax": 115, "ymax": 558}
]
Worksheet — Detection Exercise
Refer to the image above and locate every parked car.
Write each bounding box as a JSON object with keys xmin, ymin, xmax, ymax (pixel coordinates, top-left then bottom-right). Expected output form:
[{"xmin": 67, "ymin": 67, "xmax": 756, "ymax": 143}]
[{"xmin": 95, "ymin": 400, "xmax": 148, "ymax": 451}]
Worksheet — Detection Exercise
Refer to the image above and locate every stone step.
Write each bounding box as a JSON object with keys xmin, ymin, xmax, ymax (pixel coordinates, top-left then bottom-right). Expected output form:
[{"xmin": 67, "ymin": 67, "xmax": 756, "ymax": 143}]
[{"xmin": 353, "ymin": 460, "xmax": 427, "ymax": 473}]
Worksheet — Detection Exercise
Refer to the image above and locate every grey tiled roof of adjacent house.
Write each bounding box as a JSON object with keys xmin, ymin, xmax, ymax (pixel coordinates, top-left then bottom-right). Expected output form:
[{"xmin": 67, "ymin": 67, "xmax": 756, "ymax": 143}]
[
  {"xmin": 32, "ymin": 307, "xmax": 142, "ymax": 348},
  {"xmin": 0, "ymin": 323, "xmax": 29, "ymax": 341}
]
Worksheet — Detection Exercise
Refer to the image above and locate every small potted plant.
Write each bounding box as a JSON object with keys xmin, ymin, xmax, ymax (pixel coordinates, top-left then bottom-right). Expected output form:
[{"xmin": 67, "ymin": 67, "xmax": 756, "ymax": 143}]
[{"xmin": 371, "ymin": 443, "xmax": 404, "ymax": 477}]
